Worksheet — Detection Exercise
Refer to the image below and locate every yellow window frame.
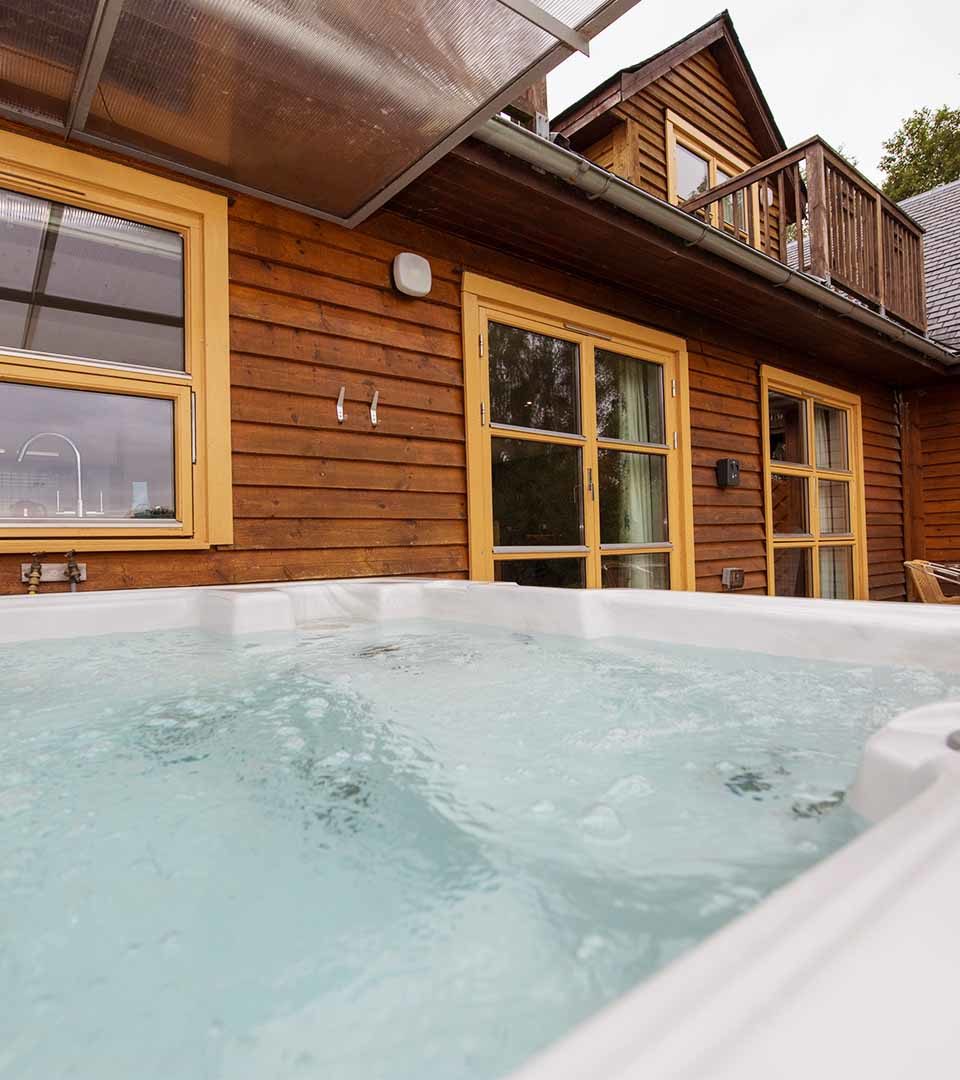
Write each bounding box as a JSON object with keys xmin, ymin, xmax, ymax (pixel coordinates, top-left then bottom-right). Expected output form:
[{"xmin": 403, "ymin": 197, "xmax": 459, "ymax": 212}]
[
  {"xmin": 665, "ymin": 110, "xmax": 760, "ymax": 243},
  {"xmin": 0, "ymin": 128, "xmax": 231, "ymax": 552},
  {"xmin": 760, "ymin": 365, "xmax": 869, "ymax": 599},
  {"xmin": 461, "ymin": 273, "xmax": 696, "ymax": 590}
]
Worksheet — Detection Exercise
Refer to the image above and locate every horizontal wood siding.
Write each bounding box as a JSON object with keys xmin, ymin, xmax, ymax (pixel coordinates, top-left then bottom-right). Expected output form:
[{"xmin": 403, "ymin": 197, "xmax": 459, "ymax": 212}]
[
  {"xmin": 0, "ymin": 150, "xmax": 906, "ymax": 600},
  {"xmin": 686, "ymin": 343, "xmax": 904, "ymax": 599},
  {"xmin": 911, "ymin": 382, "xmax": 960, "ymax": 565},
  {"xmin": 0, "ymin": 195, "xmax": 469, "ymax": 591}
]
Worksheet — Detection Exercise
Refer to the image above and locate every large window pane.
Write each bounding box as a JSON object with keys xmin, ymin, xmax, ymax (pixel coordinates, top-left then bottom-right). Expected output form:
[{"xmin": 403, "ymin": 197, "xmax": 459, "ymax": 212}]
[
  {"xmin": 595, "ymin": 350, "xmax": 665, "ymax": 444},
  {"xmin": 0, "ymin": 188, "xmax": 184, "ymax": 371},
  {"xmin": 768, "ymin": 391, "xmax": 807, "ymax": 464},
  {"xmin": 488, "ymin": 322, "xmax": 580, "ymax": 434},
  {"xmin": 774, "ymin": 548, "xmax": 812, "ymax": 597},
  {"xmin": 492, "ymin": 438, "xmax": 583, "ymax": 547},
  {"xmin": 771, "ymin": 473, "xmax": 808, "ymax": 535},
  {"xmin": 494, "ymin": 558, "xmax": 585, "ymax": 589},
  {"xmin": 819, "ymin": 479, "xmax": 851, "ymax": 535},
  {"xmin": 0, "ymin": 382, "xmax": 176, "ymax": 523},
  {"xmin": 598, "ymin": 449, "xmax": 668, "ymax": 545},
  {"xmin": 815, "ymin": 404, "xmax": 849, "ymax": 470},
  {"xmin": 675, "ymin": 144, "xmax": 710, "ymax": 202},
  {"xmin": 601, "ymin": 552, "xmax": 670, "ymax": 590},
  {"xmin": 820, "ymin": 547, "xmax": 854, "ymax": 599}
]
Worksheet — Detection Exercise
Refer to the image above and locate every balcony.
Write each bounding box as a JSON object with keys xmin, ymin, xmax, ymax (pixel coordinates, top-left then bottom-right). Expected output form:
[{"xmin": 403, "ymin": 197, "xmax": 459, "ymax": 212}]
[{"xmin": 681, "ymin": 137, "xmax": 927, "ymax": 333}]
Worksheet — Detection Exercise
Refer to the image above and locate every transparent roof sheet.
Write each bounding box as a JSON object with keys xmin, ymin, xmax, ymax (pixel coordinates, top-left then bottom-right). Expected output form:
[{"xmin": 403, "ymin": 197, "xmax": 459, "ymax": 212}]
[
  {"xmin": 0, "ymin": 0, "xmax": 97, "ymax": 124},
  {"xmin": 0, "ymin": 0, "xmax": 632, "ymax": 224}
]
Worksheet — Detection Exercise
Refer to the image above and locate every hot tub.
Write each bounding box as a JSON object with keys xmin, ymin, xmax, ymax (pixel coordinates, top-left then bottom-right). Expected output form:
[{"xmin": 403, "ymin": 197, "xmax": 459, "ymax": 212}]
[{"xmin": 2, "ymin": 579, "xmax": 959, "ymax": 1080}]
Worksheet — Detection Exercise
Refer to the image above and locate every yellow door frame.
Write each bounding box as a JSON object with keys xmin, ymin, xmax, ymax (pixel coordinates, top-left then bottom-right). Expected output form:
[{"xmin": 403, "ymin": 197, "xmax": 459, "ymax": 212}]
[{"xmin": 461, "ymin": 274, "xmax": 695, "ymax": 590}]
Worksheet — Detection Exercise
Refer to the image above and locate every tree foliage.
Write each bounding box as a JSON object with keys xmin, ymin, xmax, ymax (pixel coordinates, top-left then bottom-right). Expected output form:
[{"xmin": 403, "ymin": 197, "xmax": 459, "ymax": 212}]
[{"xmin": 880, "ymin": 106, "xmax": 960, "ymax": 201}]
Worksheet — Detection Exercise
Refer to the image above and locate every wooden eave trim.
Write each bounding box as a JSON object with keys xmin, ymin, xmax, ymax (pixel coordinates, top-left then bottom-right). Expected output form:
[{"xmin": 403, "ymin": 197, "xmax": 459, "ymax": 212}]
[
  {"xmin": 551, "ymin": 78, "xmax": 624, "ymax": 139},
  {"xmin": 619, "ymin": 20, "xmax": 726, "ymax": 100}
]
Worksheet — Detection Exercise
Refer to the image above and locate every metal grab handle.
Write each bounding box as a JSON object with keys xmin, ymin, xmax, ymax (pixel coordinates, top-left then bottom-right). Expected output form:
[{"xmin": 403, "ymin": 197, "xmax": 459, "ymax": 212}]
[
  {"xmin": 336, "ymin": 386, "xmax": 346, "ymax": 424},
  {"xmin": 370, "ymin": 390, "xmax": 379, "ymax": 427}
]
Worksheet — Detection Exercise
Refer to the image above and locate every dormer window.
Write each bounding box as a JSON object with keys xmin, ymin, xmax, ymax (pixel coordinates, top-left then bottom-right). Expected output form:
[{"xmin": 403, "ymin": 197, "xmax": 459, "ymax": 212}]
[
  {"xmin": 666, "ymin": 111, "xmax": 754, "ymax": 241},
  {"xmin": 675, "ymin": 144, "xmax": 711, "ymax": 202}
]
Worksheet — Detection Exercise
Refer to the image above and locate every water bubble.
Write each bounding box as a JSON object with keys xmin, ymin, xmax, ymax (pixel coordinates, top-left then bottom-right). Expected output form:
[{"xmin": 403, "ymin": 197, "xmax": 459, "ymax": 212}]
[
  {"xmin": 576, "ymin": 933, "xmax": 609, "ymax": 960},
  {"xmin": 605, "ymin": 775, "xmax": 653, "ymax": 802},
  {"xmin": 579, "ymin": 803, "xmax": 628, "ymax": 843}
]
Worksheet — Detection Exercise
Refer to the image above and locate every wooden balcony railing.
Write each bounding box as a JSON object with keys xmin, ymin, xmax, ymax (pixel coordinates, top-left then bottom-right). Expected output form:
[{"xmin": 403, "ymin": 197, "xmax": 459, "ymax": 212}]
[{"xmin": 681, "ymin": 137, "xmax": 927, "ymax": 333}]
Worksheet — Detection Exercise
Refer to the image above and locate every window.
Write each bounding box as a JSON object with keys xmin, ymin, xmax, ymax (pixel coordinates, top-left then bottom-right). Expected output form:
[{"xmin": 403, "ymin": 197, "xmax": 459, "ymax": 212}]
[
  {"xmin": 0, "ymin": 129, "xmax": 230, "ymax": 551},
  {"xmin": 462, "ymin": 274, "xmax": 694, "ymax": 590},
  {"xmin": 665, "ymin": 111, "xmax": 756, "ymax": 242},
  {"xmin": 761, "ymin": 367, "xmax": 868, "ymax": 599}
]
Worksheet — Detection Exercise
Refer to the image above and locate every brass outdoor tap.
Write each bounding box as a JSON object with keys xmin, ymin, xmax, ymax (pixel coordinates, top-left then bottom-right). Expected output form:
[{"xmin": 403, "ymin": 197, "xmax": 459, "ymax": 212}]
[
  {"xmin": 26, "ymin": 553, "xmax": 43, "ymax": 596},
  {"xmin": 65, "ymin": 550, "xmax": 82, "ymax": 593}
]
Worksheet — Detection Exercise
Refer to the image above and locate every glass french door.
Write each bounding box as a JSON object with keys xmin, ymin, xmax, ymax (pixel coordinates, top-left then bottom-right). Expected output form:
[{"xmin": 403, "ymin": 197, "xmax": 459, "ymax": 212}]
[{"xmin": 470, "ymin": 306, "xmax": 689, "ymax": 589}]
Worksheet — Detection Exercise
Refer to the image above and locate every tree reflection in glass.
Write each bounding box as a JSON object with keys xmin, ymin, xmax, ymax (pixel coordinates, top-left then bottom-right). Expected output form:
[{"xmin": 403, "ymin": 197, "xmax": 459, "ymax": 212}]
[
  {"xmin": 595, "ymin": 350, "xmax": 664, "ymax": 444},
  {"xmin": 488, "ymin": 322, "xmax": 580, "ymax": 434}
]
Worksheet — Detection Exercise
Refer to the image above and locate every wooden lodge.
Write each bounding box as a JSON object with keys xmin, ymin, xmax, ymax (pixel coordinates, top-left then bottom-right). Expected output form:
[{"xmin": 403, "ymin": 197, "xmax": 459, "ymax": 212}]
[{"xmin": 0, "ymin": 8, "xmax": 957, "ymax": 602}]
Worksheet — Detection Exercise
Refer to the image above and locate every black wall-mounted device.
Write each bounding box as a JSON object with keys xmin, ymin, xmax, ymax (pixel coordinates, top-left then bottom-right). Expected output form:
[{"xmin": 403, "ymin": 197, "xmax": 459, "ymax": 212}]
[{"xmin": 715, "ymin": 458, "xmax": 741, "ymax": 488}]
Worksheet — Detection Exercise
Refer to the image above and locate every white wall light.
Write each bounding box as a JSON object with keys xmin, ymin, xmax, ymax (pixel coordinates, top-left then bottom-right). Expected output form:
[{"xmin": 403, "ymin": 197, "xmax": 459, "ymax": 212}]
[{"xmin": 392, "ymin": 252, "xmax": 432, "ymax": 297}]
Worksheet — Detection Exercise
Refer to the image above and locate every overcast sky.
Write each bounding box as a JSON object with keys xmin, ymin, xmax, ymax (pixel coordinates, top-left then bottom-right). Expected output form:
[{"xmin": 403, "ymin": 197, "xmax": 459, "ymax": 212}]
[{"xmin": 547, "ymin": 0, "xmax": 960, "ymax": 183}]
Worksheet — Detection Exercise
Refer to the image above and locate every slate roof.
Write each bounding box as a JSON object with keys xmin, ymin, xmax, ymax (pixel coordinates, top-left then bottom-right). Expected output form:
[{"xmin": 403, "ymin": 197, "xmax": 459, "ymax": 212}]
[{"xmin": 900, "ymin": 178, "xmax": 960, "ymax": 350}]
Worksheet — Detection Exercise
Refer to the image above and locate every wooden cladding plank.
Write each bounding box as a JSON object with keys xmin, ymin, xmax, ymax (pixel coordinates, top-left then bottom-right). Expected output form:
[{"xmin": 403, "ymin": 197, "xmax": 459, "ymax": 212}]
[
  {"xmin": 912, "ymin": 383, "xmax": 960, "ymax": 563},
  {"xmin": 230, "ymin": 319, "xmax": 463, "ymax": 388},
  {"xmin": 689, "ymin": 388, "xmax": 757, "ymax": 420},
  {"xmin": 230, "ymin": 284, "xmax": 462, "ymax": 360},
  {"xmin": 234, "ymin": 487, "xmax": 466, "ymax": 521},
  {"xmin": 232, "ymin": 518, "xmax": 466, "ymax": 551},
  {"xmin": 232, "ymin": 387, "xmax": 464, "ymax": 443},
  {"xmin": 229, "ymin": 218, "xmax": 397, "ymax": 294},
  {"xmin": 230, "ymin": 354, "xmax": 464, "ymax": 416},
  {"xmin": 0, "ymin": 545, "xmax": 469, "ymax": 592},
  {"xmin": 232, "ymin": 454, "xmax": 465, "ymax": 493},
  {"xmin": 229, "ymin": 194, "xmax": 463, "ymax": 283},
  {"xmin": 231, "ymin": 421, "xmax": 465, "ymax": 468},
  {"xmin": 229, "ymin": 252, "xmax": 460, "ymax": 334}
]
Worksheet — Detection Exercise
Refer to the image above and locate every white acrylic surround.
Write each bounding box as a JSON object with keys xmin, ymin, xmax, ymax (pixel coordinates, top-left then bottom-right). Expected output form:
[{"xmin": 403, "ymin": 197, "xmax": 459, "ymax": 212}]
[{"xmin": 3, "ymin": 578, "xmax": 960, "ymax": 1080}]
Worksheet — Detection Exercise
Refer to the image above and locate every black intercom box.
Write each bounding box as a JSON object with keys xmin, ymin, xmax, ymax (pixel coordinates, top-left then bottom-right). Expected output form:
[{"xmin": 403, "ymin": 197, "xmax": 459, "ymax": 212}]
[{"xmin": 715, "ymin": 458, "xmax": 741, "ymax": 488}]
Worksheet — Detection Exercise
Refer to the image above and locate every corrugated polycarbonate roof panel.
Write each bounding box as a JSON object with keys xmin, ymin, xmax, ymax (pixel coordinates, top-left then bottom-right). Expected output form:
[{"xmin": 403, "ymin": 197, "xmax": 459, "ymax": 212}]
[
  {"xmin": 0, "ymin": 0, "xmax": 638, "ymax": 224},
  {"xmin": 535, "ymin": 0, "xmax": 620, "ymax": 19},
  {"xmin": 86, "ymin": 0, "xmax": 555, "ymax": 220},
  {"xmin": 0, "ymin": 0, "xmax": 97, "ymax": 125}
]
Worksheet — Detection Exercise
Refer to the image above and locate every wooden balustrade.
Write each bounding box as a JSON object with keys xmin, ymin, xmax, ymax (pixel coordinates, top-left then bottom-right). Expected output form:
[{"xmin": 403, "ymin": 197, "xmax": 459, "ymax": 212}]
[{"xmin": 681, "ymin": 137, "xmax": 927, "ymax": 332}]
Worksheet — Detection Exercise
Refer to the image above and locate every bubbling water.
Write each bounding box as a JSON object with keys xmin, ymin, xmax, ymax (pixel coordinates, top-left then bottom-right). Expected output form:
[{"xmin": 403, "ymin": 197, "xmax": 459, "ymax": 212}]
[{"xmin": 3, "ymin": 618, "xmax": 959, "ymax": 1080}]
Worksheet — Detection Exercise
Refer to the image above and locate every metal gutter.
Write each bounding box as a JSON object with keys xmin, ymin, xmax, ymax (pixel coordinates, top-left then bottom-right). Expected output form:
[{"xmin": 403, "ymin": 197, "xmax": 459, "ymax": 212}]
[{"xmin": 474, "ymin": 117, "xmax": 958, "ymax": 369}]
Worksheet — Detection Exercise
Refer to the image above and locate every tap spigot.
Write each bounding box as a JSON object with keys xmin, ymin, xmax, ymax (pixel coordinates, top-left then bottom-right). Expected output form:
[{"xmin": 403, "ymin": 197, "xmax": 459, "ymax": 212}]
[
  {"xmin": 26, "ymin": 553, "xmax": 43, "ymax": 596},
  {"xmin": 65, "ymin": 550, "xmax": 82, "ymax": 593}
]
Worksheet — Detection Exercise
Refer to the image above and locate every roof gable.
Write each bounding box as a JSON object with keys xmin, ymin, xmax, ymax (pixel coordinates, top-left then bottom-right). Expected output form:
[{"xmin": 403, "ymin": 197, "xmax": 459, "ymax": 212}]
[{"xmin": 552, "ymin": 11, "xmax": 785, "ymax": 162}]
